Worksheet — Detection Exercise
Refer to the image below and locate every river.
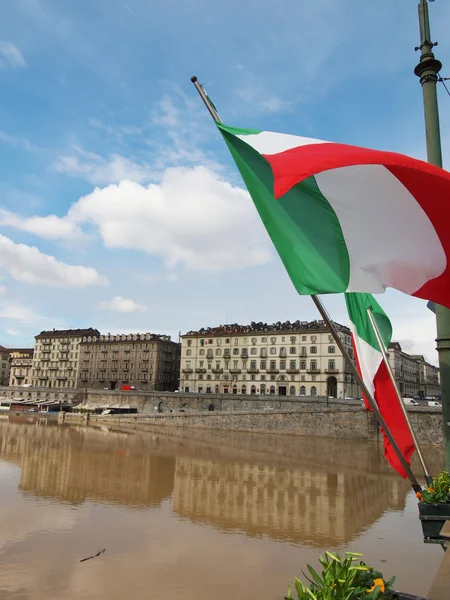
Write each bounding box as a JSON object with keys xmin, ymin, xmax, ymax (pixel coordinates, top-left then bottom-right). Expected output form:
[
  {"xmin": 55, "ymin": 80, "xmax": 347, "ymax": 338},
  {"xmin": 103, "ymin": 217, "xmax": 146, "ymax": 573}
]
[{"xmin": 0, "ymin": 417, "xmax": 444, "ymax": 599}]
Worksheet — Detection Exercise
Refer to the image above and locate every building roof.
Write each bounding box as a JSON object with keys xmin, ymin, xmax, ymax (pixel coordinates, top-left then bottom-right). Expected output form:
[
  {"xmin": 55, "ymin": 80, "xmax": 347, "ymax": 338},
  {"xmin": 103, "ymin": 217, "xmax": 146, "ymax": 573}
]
[
  {"xmin": 182, "ymin": 320, "xmax": 350, "ymax": 338},
  {"xmin": 79, "ymin": 332, "xmax": 177, "ymax": 345},
  {"xmin": 0, "ymin": 347, "xmax": 33, "ymax": 355},
  {"xmin": 35, "ymin": 328, "xmax": 100, "ymax": 339}
]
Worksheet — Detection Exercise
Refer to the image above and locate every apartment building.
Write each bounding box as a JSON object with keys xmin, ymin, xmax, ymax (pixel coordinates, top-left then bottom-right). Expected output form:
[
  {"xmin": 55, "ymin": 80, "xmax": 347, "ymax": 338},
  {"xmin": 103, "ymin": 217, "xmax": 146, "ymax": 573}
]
[
  {"xmin": 31, "ymin": 328, "xmax": 100, "ymax": 389},
  {"xmin": 78, "ymin": 332, "xmax": 180, "ymax": 391},
  {"xmin": 388, "ymin": 342, "xmax": 440, "ymax": 397},
  {"xmin": 180, "ymin": 320, "xmax": 359, "ymax": 398},
  {"xmin": 0, "ymin": 346, "xmax": 11, "ymax": 386},
  {"xmin": 9, "ymin": 349, "xmax": 34, "ymax": 387}
]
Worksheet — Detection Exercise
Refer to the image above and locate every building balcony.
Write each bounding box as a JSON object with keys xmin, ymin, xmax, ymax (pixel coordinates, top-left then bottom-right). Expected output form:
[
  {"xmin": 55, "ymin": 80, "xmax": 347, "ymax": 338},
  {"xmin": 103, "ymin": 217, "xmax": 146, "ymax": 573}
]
[
  {"xmin": 247, "ymin": 369, "xmax": 259, "ymax": 374},
  {"xmin": 279, "ymin": 352, "xmax": 287, "ymax": 358},
  {"xmin": 196, "ymin": 368, "xmax": 206, "ymax": 373},
  {"xmin": 42, "ymin": 349, "xmax": 51, "ymax": 354},
  {"xmin": 223, "ymin": 352, "xmax": 231, "ymax": 359},
  {"xmin": 267, "ymin": 369, "xmax": 279, "ymax": 374},
  {"xmin": 49, "ymin": 366, "xmax": 58, "ymax": 370},
  {"xmin": 325, "ymin": 369, "xmax": 339, "ymax": 374},
  {"xmin": 212, "ymin": 368, "xmax": 223, "ymax": 374},
  {"xmin": 15, "ymin": 374, "xmax": 25, "ymax": 379},
  {"xmin": 41, "ymin": 340, "xmax": 52, "ymax": 346},
  {"xmin": 240, "ymin": 354, "xmax": 249, "ymax": 359},
  {"xmin": 259, "ymin": 353, "xmax": 267, "ymax": 358},
  {"xmin": 307, "ymin": 369, "xmax": 321, "ymax": 374},
  {"xmin": 287, "ymin": 369, "xmax": 299, "ymax": 374},
  {"xmin": 229, "ymin": 369, "xmax": 241, "ymax": 374},
  {"xmin": 182, "ymin": 368, "xmax": 193, "ymax": 373},
  {"xmin": 39, "ymin": 376, "xmax": 48, "ymax": 380},
  {"xmin": 57, "ymin": 376, "xmax": 68, "ymax": 380},
  {"xmin": 41, "ymin": 357, "xmax": 50, "ymax": 362}
]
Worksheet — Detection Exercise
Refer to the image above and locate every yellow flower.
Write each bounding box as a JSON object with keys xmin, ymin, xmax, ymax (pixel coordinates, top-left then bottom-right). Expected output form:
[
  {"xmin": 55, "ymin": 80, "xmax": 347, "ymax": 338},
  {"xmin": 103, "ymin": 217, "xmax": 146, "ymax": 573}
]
[
  {"xmin": 367, "ymin": 578, "xmax": 385, "ymax": 594},
  {"xmin": 427, "ymin": 487, "xmax": 435, "ymax": 493}
]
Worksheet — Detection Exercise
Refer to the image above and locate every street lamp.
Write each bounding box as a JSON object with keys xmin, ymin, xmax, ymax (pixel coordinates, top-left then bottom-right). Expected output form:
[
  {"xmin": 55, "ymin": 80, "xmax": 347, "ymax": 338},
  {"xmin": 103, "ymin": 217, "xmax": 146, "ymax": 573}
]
[{"xmin": 414, "ymin": 0, "xmax": 450, "ymax": 469}]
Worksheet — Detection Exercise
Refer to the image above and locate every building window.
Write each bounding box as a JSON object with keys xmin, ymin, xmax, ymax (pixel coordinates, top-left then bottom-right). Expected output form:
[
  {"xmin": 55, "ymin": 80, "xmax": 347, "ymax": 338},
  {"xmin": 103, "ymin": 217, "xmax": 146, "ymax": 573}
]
[
  {"xmin": 251, "ymin": 385, "xmax": 256, "ymax": 394},
  {"xmin": 311, "ymin": 386, "xmax": 317, "ymax": 397},
  {"xmin": 300, "ymin": 360, "xmax": 307, "ymax": 370},
  {"xmin": 233, "ymin": 360, "xmax": 239, "ymax": 368},
  {"xmin": 217, "ymin": 339, "xmax": 221, "ymax": 345},
  {"xmin": 310, "ymin": 360, "xmax": 317, "ymax": 370},
  {"xmin": 302, "ymin": 336, "xmax": 306, "ymax": 341},
  {"xmin": 215, "ymin": 349, "xmax": 221, "ymax": 356},
  {"xmin": 289, "ymin": 360, "xmax": 296, "ymax": 369},
  {"xmin": 289, "ymin": 346, "xmax": 296, "ymax": 354},
  {"xmin": 310, "ymin": 346, "xmax": 317, "ymax": 354},
  {"xmin": 260, "ymin": 348, "xmax": 267, "ymax": 357},
  {"xmin": 261, "ymin": 337, "xmax": 267, "ymax": 343},
  {"xmin": 261, "ymin": 375, "xmax": 266, "ymax": 381},
  {"xmin": 270, "ymin": 347, "xmax": 276, "ymax": 355},
  {"xmin": 311, "ymin": 336, "xmax": 317, "ymax": 343},
  {"xmin": 250, "ymin": 348, "xmax": 257, "ymax": 355},
  {"xmin": 301, "ymin": 375, "xmax": 305, "ymax": 381},
  {"xmin": 328, "ymin": 346, "xmax": 335, "ymax": 354},
  {"xmin": 290, "ymin": 336, "xmax": 296, "ymax": 343},
  {"xmin": 270, "ymin": 385, "xmax": 276, "ymax": 395},
  {"xmin": 199, "ymin": 360, "xmax": 204, "ymax": 367},
  {"xmin": 250, "ymin": 360, "xmax": 257, "ymax": 369},
  {"xmin": 199, "ymin": 349, "xmax": 205, "ymax": 356},
  {"xmin": 260, "ymin": 360, "xmax": 266, "ymax": 369},
  {"xmin": 186, "ymin": 349, "xmax": 192, "ymax": 356},
  {"xmin": 270, "ymin": 360, "xmax": 276, "ymax": 370},
  {"xmin": 233, "ymin": 348, "xmax": 239, "ymax": 355},
  {"xmin": 241, "ymin": 385, "xmax": 247, "ymax": 394},
  {"xmin": 290, "ymin": 386, "xmax": 296, "ymax": 396},
  {"xmin": 234, "ymin": 338, "xmax": 239, "ymax": 345},
  {"xmin": 260, "ymin": 384, "xmax": 266, "ymax": 394},
  {"xmin": 280, "ymin": 360, "xmax": 286, "ymax": 370},
  {"xmin": 270, "ymin": 337, "xmax": 276, "ymax": 344},
  {"xmin": 328, "ymin": 360, "xmax": 335, "ymax": 371},
  {"xmin": 251, "ymin": 338, "xmax": 257, "ymax": 345}
]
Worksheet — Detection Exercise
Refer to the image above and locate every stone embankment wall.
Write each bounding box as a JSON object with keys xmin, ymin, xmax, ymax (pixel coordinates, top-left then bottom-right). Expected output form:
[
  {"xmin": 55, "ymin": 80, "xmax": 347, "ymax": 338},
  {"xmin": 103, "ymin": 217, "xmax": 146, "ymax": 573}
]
[{"xmin": 61, "ymin": 405, "xmax": 443, "ymax": 446}]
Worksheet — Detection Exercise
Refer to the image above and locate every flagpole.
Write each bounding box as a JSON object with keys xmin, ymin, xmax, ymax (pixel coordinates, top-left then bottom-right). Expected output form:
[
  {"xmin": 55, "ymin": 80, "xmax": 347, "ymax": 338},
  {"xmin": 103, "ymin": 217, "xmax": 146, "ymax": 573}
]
[
  {"xmin": 366, "ymin": 307, "xmax": 432, "ymax": 485},
  {"xmin": 190, "ymin": 76, "xmax": 421, "ymax": 492}
]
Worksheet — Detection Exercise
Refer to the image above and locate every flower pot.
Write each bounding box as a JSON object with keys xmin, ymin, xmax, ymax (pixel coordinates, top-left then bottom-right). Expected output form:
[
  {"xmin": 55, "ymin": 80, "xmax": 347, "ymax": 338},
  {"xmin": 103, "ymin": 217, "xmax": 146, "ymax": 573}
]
[
  {"xmin": 418, "ymin": 501, "xmax": 450, "ymax": 540},
  {"xmin": 391, "ymin": 594, "xmax": 428, "ymax": 600}
]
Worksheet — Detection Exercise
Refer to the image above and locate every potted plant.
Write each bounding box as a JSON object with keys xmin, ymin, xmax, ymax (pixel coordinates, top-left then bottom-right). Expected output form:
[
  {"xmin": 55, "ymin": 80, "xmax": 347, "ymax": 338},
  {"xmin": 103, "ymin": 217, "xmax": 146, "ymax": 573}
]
[
  {"xmin": 284, "ymin": 551, "xmax": 427, "ymax": 600},
  {"xmin": 417, "ymin": 470, "xmax": 450, "ymax": 540}
]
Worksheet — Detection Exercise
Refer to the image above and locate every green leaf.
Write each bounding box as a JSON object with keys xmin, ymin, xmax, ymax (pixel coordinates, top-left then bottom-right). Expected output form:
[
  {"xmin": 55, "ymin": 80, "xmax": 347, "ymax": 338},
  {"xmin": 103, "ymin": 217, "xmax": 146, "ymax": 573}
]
[
  {"xmin": 325, "ymin": 551, "xmax": 340, "ymax": 563},
  {"xmin": 306, "ymin": 565, "xmax": 323, "ymax": 587}
]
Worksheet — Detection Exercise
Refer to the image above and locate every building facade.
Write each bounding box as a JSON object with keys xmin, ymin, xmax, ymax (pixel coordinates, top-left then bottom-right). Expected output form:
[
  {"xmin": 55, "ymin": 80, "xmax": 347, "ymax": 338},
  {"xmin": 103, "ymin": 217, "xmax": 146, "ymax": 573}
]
[
  {"xmin": 31, "ymin": 328, "xmax": 100, "ymax": 389},
  {"xmin": 180, "ymin": 321, "xmax": 359, "ymax": 398},
  {"xmin": 78, "ymin": 332, "xmax": 180, "ymax": 391},
  {"xmin": 0, "ymin": 346, "xmax": 11, "ymax": 386},
  {"xmin": 388, "ymin": 342, "xmax": 440, "ymax": 398},
  {"xmin": 9, "ymin": 349, "xmax": 34, "ymax": 387}
]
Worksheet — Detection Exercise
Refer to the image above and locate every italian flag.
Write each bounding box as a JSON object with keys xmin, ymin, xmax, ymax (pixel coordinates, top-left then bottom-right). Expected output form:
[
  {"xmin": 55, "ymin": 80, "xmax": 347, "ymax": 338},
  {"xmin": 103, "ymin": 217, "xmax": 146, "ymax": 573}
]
[
  {"xmin": 218, "ymin": 124, "xmax": 450, "ymax": 308},
  {"xmin": 345, "ymin": 292, "xmax": 415, "ymax": 478}
]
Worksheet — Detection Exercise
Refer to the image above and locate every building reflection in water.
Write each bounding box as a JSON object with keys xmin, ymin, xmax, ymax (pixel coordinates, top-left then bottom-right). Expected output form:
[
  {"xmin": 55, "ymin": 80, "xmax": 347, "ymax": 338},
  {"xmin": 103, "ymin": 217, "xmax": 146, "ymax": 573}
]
[{"xmin": 0, "ymin": 421, "xmax": 443, "ymax": 548}]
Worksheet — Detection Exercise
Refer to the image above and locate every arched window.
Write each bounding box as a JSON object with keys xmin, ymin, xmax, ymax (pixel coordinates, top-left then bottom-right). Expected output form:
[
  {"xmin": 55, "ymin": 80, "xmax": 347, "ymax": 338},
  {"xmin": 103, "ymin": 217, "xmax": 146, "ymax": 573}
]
[
  {"xmin": 215, "ymin": 348, "xmax": 221, "ymax": 356},
  {"xmin": 199, "ymin": 349, "xmax": 205, "ymax": 356},
  {"xmin": 311, "ymin": 386, "xmax": 317, "ymax": 397},
  {"xmin": 270, "ymin": 385, "xmax": 276, "ymax": 395},
  {"xmin": 299, "ymin": 386, "xmax": 306, "ymax": 396},
  {"xmin": 215, "ymin": 385, "xmax": 220, "ymax": 394},
  {"xmin": 251, "ymin": 385, "xmax": 256, "ymax": 395},
  {"xmin": 241, "ymin": 385, "xmax": 247, "ymax": 394},
  {"xmin": 289, "ymin": 386, "xmax": 296, "ymax": 396},
  {"xmin": 260, "ymin": 384, "xmax": 266, "ymax": 394},
  {"xmin": 186, "ymin": 349, "xmax": 192, "ymax": 356}
]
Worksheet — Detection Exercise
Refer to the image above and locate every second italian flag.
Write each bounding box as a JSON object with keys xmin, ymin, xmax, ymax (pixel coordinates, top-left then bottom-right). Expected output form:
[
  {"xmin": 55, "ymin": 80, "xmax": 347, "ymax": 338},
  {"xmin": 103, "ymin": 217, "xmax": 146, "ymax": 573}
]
[{"xmin": 345, "ymin": 293, "xmax": 416, "ymax": 478}]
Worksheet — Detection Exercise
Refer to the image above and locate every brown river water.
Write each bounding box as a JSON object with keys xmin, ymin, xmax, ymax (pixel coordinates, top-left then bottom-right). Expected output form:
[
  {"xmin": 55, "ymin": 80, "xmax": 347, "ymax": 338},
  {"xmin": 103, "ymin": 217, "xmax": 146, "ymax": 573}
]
[{"xmin": 0, "ymin": 416, "xmax": 445, "ymax": 599}]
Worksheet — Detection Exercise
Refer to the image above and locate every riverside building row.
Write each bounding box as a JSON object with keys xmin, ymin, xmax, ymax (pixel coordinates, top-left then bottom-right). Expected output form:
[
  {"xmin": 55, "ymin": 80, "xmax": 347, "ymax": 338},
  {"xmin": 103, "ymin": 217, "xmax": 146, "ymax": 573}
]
[{"xmin": 11, "ymin": 328, "xmax": 180, "ymax": 392}]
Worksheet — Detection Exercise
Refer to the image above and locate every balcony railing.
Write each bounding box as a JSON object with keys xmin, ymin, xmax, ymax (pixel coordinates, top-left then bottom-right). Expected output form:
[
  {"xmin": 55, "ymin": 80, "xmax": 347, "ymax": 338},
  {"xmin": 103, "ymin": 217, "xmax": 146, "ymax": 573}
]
[
  {"xmin": 182, "ymin": 368, "xmax": 193, "ymax": 373},
  {"xmin": 325, "ymin": 369, "xmax": 339, "ymax": 373},
  {"xmin": 196, "ymin": 368, "xmax": 206, "ymax": 373},
  {"xmin": 212, "ymin": 368, "xmax": 224, "ymax": 374},
  {"xmin": 307, "ymin": 369, "xmax": 321, "ymax": 374},
  {"xmin": 287, "ymin": 369, "xmax": 299, "ymax": 373},
  {"xmin": 267, "ymin": 369, "xmax": 279, "ymax": 374},
  {"xmin": 247, "ymin": 369, "xmax": 259, "ymax": 374},
  {"xmin": 229, "ymin": 369, "xmax": 241, "ymax": 374}
]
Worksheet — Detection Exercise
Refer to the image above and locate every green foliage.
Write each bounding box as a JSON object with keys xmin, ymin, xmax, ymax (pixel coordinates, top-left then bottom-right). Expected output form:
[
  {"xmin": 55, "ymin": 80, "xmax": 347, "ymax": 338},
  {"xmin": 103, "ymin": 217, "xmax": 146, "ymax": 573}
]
[
  {"xmin": 419, "ymin": 470, "xmax": 450, "ymax": 504},
  {"xmin": 284, "ymin": 552, "xmax": 395, "ymax": 600}
]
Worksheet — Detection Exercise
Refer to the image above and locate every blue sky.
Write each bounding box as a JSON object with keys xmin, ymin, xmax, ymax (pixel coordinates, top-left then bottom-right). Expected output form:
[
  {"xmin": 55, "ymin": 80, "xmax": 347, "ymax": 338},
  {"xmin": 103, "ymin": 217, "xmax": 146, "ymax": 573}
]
[{"xmin": 0, "ymin": 0, "xmax": 449, "ymax": 364}]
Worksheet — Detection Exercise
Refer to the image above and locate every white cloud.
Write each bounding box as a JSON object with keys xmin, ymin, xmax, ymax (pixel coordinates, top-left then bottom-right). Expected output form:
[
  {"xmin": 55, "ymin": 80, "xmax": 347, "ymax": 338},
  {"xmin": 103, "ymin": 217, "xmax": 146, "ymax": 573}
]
[
  {"xmin": 0, "ymin": 302, "xmax": 39, "ymax": 323},
  {"xmin": 68, "ymin": 166, "xmax": 272, "ymax": 271},
  {"xmin": 0, "ymin": 209, "xmax": 84, "ymax": 242},
  {"xmin": 0, "ymin": 234, "xmax": 107, "ymax": 288},
  {"xmin": 393, "ymin": 311, "xmax": 439, "ymax": 366},
  {"xmin": 5, "ymin": 329, "xmax": 19, "ymax": 336},
  {"xmin": 53, "ymin": 146, "xmax": 156, "ymax": 185},
  {"xmin": 0, "ymin": 42, "xmax": 26, "ymax": 69},
  {"xmin": 100, "ymin": 296, "xmax": 147, "ymax": 313},
  {"xmin": 0, "ymin": 285, "xmax": 5, "ymax": 295}
]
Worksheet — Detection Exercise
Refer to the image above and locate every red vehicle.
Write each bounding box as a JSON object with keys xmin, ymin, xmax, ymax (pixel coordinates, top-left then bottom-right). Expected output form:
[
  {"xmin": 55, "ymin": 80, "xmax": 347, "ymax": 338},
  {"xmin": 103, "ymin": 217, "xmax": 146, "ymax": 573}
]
[{"xmin": 121, "ymin": 385, "xmax": 136, "ymax": 391}]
